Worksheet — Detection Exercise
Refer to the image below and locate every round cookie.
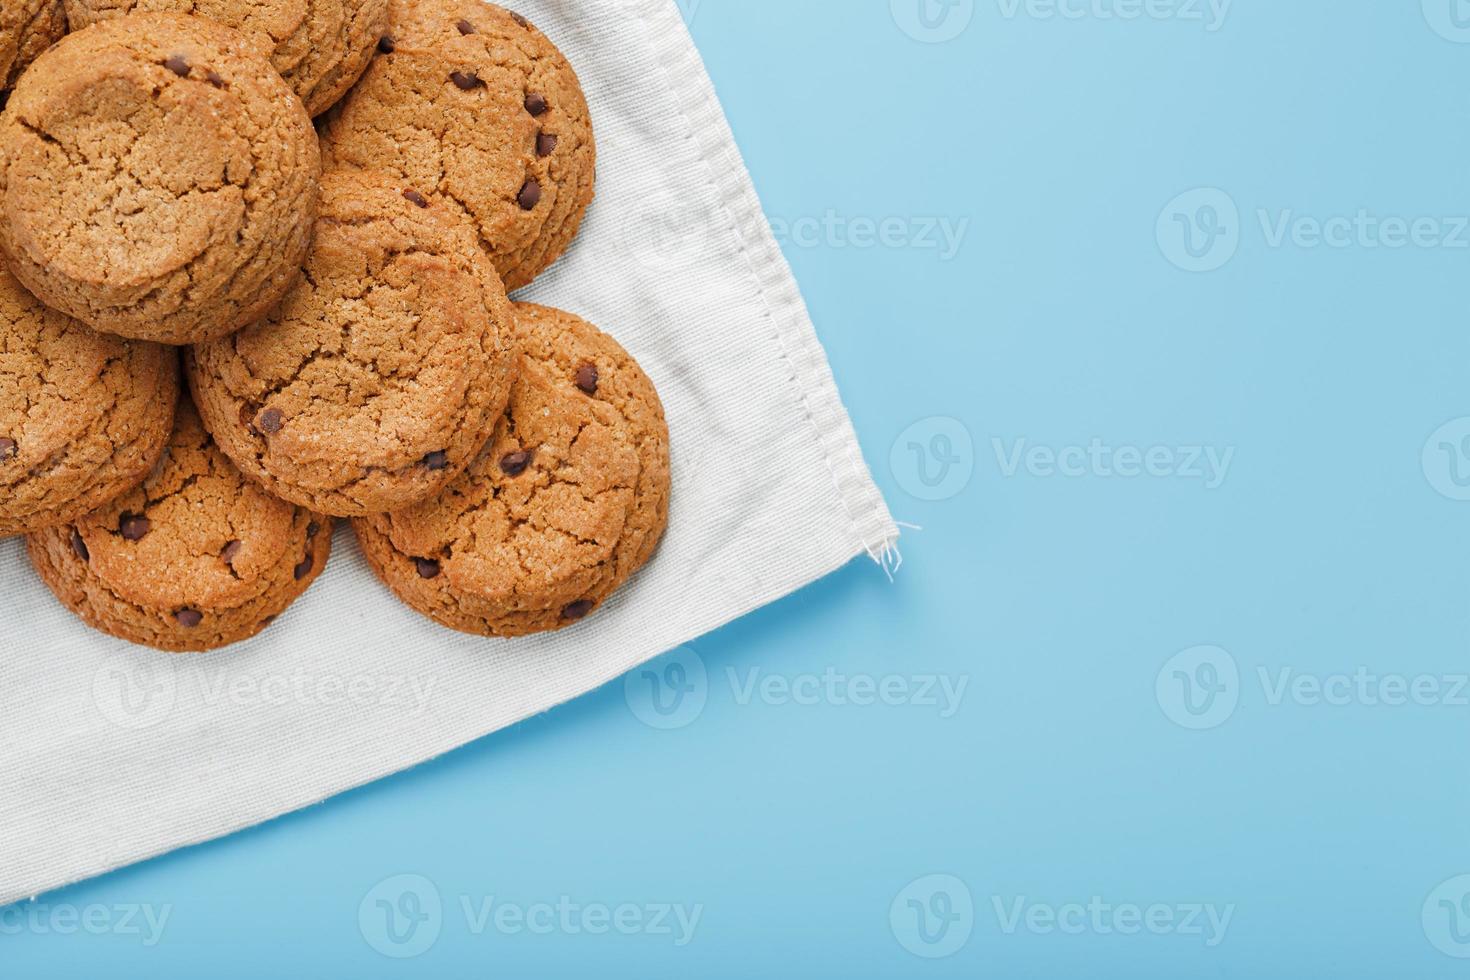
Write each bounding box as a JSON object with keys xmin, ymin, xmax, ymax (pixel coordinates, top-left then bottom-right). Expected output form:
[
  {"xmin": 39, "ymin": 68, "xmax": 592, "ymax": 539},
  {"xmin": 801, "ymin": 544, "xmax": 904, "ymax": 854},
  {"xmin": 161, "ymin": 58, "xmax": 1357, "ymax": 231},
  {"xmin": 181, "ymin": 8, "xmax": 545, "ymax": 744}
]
[
  {"xmin": 0, "ymin": 13, "xmax": 320, "ymax": 344},
  {"xmin": 63, "ymin": 0, "xmax": 387, "ymax": 115},
  {"xmin": 320, "ymin": 0, "xmax": 594, "ymax": 291},
  {"xmin": 353, "ymin": 303, "xmax": 669, "ymax": 637},
  {"xmin": 187, "ymin": 170, "xmax": 518, "ymax": 517},
  {"xmin": 27, "ymin": 397, "xmax": 332, "ymax": 652},
  {"xmin": 1, "ymin": 0, "xmax": 66, "ymax": 91},
  {"xmin": 0, "ymin": 264, "xmax": 177, "ymax": 537}
]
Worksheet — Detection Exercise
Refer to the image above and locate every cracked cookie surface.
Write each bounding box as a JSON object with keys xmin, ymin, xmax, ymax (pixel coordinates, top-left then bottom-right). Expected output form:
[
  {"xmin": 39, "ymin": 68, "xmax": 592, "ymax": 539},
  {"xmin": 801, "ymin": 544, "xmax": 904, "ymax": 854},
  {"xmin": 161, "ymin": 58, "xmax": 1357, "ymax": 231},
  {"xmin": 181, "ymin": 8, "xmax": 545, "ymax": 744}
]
[
  {"xmin": 0, "ymin": 13, "xmax": 320, "ymax": 344},
  {"xmin": 0, "ymin": 263, "xmax": 177, "ymax": 536},
  {"xmin": 353, "ymin": 303, "xmax": 668, "ymax": 637},
  {"xmin": 64, "ymin": 0, "xmax": 387, "ymax": 115},
  {"xmin": 187, "ymin": 169, "xmax": 518, "ymax": 517},
  {"xmin": 0, "ymin": 0, "xmax": 66, "ymax": 90},
  {"xmin": 319, "ymin": 0, "xmax": 594, "ymax": 291},
  {"xmin": 28, "ymin": 396, "xmax": 331, "ymax": 651}
]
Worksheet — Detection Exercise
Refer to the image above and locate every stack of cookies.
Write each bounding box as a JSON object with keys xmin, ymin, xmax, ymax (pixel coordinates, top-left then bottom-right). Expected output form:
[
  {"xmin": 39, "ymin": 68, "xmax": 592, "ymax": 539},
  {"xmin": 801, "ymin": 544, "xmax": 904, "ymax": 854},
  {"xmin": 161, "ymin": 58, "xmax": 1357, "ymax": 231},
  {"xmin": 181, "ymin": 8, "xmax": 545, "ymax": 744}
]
[{"xmin": 0, "ymin": 0, "xmax": 670, "ymax": 652}]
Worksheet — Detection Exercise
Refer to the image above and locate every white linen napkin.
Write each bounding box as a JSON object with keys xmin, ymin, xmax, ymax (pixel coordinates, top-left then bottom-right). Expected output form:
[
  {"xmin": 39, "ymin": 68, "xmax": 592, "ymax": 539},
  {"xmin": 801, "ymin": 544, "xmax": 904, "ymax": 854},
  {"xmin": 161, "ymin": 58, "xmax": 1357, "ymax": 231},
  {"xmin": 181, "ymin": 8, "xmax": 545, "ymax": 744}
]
[{"xmin": 0, "ymin": 0, "xmax": 897, "ymax": 905}]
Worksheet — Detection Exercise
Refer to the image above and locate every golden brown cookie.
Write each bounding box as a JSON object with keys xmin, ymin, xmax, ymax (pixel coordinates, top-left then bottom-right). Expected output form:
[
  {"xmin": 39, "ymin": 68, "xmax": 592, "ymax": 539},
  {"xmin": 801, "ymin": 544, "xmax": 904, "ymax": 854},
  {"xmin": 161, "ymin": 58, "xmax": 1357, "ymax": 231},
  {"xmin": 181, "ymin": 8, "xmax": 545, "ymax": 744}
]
[
  {"xmin": 27, "ymin": 396, "xmax": 331, "ymax": 651},
  {"xmin": 353, "ymin": 304, "xmax": 669, "ymax": 637},
  {"xmin": 63, "ymin": 0, "xmax": 387, "ymax": 115},
  {"xmin": 0, "ymin": 13, "xmax": 320, "ymax": 345},
  {"xmin": 187, "ymin": 170, "xmax": 518, "ymax": 517},
  {"xmin": 0, "ymin": 0, "xmax": 65, "ymax": 90},
  {"xmin": 320, "ymin": 0, "xmax": 594, "ymax": 291},
  {"xmin": 0, "ymin": 263, "xmax": 177, "ymax": 537}
]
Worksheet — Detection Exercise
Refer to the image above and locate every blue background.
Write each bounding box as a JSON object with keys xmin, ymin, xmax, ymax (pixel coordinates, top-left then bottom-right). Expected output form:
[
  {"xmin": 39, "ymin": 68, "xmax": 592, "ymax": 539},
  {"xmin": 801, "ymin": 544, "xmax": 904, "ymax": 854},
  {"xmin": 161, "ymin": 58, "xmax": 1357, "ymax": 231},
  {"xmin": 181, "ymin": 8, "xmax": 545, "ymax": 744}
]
[{"xmin": 9, "ymin": 0, "xmax": 1470, "ymax": 975}]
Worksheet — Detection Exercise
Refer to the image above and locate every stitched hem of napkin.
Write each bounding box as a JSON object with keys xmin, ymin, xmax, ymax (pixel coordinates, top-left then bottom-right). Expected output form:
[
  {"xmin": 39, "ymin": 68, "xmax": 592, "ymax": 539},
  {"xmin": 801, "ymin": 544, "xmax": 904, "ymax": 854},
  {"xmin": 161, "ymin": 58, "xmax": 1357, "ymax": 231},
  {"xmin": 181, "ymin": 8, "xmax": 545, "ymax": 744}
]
[{"xmin": 630, "ymin": 0, "xmax": 901, "ymax": 569}]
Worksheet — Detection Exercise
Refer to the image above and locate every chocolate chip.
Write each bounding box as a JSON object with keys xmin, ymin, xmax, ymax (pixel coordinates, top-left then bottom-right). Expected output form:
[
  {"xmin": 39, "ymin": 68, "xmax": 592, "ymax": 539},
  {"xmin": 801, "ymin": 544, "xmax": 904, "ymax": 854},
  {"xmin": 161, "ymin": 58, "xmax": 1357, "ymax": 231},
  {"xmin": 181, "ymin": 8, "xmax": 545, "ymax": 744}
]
[
  {"xmin": 517, "ymin": 178, "xmax": 541, "ymax": 210},
  {"xmin": 422, "ymin": 450, "xmax": 449, "ymax": 470},
  {"xmin": 574, "ymin": 362, "xmax": 599, "ymax": 394},
  {"xmin": 294, "ymin": 554, "xmax": 314, "ymax": 580},
  {"xmin": 402, "ymin": 188, "xmax": 429, "ymax": 208},
  {"xmin": 510, "ymin": 11, "xmax": 529, "ymax": 28},
  {"xmin": 205, "ymin": 70, "xmax": 225, "ymax": 87},
  {"xmin": 561, "ymin": 599, "xmax": 594, "ymax": 621},
  {"xmin": 0, "ymin": 91, "xmax": 9, "ymax": 112},
  {"xmin": 524, "ymin": 92, "xmax": 547, "ymax": 116},
  {"xmin": 456, "ymin": 18, "xmax": 474, "ymax": 33},
  {"xmin": 499, "ymin": 450, "xmax": 531, "ymax": 476},
  {"xmin": 307, "ymin": 521, "xmax": 321, "ymax": 538},
  {"xmin": 536, "ymin": 132, "xmax": 558, "ymax": 157},
  {"xmin": 257, "ymin": 408, "xmax": 283, "ymax": 434},
  {"xmin": 164, "ymin": 54, "xmax": 190, "ymax": 77},
  {"xmin": 175, "ymin": 608, "xmax": 203, "ymax": 628},
  {"xmin": 414, "ymin": 557, "xmax": 441, "ymax": 579},
  {"xmin": 118, "ymin": 514, "xmax": 151, "ymax": 542},
  {"xmin": 377, "ymin": 34, "xmax": 395, "ymax": 53},
  {"xmin": 70, "ymin": 528, "xmax": 90, "ymax": 562},
  {"xmin": 221, "ymin": 539, "xmax": 242, "ymax": 563},
  {"xmin": 449, "ymin": 70, "xmax": 484, "ymax": 90},
  {"xmin": 0, "ymin": 437, "xmax": 15, "ymax": 462}
]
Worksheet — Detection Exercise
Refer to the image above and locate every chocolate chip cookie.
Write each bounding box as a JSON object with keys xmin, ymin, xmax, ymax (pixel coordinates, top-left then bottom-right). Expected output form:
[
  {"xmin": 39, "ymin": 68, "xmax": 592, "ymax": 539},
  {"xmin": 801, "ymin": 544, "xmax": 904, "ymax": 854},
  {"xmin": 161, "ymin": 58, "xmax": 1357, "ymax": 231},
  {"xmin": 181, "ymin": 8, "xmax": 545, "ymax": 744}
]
[
  {"xmin": 0, "ymin": 13, "xmax": 320, "ymax": 345},
  {"xmin": 320, "ymin": 0, "xmax": 594, "ymax": 291},
  {"xmin": 353, "ymin": 304, "xmax": 669, "ymax": 637},
  {"xmin": 1, "ymin": 0, "xmax": 65, "ymax": 90},
  {"xmin": 187, "ymin": 170, "xmax": 518, "ymax": 517},
  {"xmin": 0, "ymin": 263, "xmax": 177, "ymax": 537},
  {"xmin": 28, "ymin": 396, "xmax": 331, "ymax": 651},
  {"xmin": 64, "ymin": 0, "xmax": 387, "ymax": 115}
]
